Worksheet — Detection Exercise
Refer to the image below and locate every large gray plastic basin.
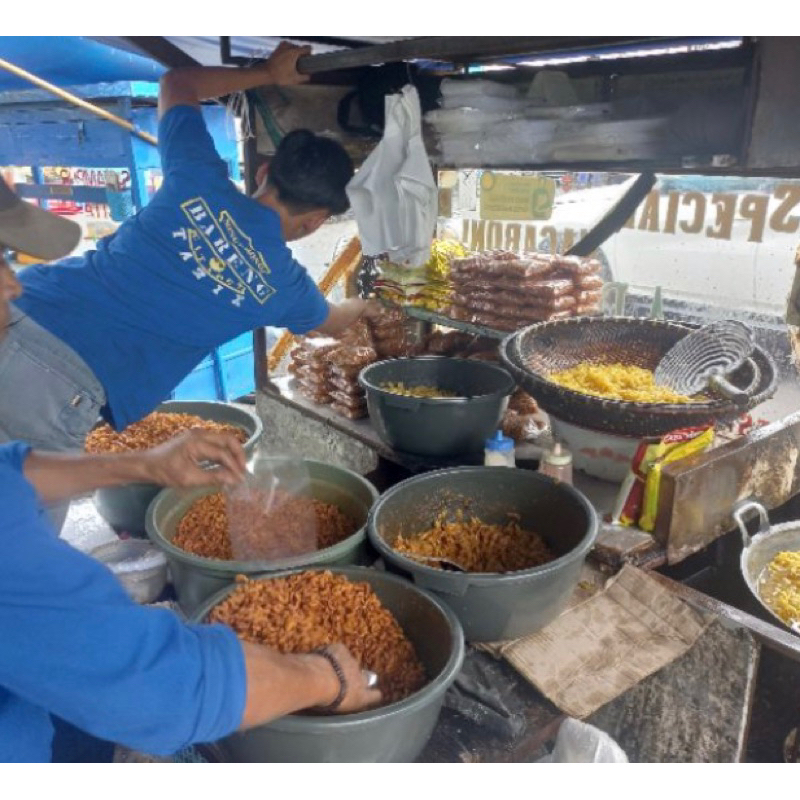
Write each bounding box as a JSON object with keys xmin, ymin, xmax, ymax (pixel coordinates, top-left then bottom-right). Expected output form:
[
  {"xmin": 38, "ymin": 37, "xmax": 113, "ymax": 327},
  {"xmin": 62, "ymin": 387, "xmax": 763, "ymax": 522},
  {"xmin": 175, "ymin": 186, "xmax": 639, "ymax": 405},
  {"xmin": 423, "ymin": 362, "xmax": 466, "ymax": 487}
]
[
  {"xmin": 368, "ymin": 467, "xmax": 598, "ymax": 642},
  {"xmin": 93, "ymin": 401, "xmax": 262, "ymax": 536},
  {"xmin": 192, "ymin": 566, "xmax": 465, "ymax": 762},
  {"xmin": 146, "ymin": 459, "xmax": 379, "ymax": 615}
]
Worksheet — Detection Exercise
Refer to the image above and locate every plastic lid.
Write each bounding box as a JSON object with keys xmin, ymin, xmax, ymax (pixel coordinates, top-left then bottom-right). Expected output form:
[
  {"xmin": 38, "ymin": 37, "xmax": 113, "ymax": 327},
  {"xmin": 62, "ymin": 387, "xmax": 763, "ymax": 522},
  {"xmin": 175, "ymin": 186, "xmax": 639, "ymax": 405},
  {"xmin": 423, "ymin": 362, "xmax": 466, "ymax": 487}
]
[
  {"xmin": 485, "ymin": 430, "xmax": 514, "ymax": 452},
  {"xmin": 544, "ymin": 441, "xmax": 573, "ymax": 466}
]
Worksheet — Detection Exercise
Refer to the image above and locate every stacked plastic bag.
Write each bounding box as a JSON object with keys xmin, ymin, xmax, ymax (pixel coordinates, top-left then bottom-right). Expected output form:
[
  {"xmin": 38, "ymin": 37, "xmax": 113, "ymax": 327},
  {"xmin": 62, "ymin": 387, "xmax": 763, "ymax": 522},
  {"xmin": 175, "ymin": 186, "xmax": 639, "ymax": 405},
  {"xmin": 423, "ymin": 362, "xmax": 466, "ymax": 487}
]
[
  {"xmin": 426, "ymin": 73, "xmax": 672, "ymax": 166},
  {"xmin": 288, "ymin": 323, "xmax": 376, "ymax": 420},
  {"xmin": 288, "ymin": 309, "xmax": 422, "ymax": 421},
  {"xmin": 375, "ymin": 239, "xmax": 467, "ymax": 311},
  {"xmin": 448, "ymin": 250, "xmax": 603, "ymax": 332}
]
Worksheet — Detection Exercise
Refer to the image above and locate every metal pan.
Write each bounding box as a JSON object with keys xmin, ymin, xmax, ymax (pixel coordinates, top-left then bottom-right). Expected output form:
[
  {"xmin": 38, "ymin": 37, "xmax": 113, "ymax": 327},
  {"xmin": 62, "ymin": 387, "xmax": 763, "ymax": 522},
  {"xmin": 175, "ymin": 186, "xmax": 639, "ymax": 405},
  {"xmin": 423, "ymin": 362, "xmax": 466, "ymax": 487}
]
[{"xmin": 732, "ymin": 500, "xmax": 800, "ymax": 636}]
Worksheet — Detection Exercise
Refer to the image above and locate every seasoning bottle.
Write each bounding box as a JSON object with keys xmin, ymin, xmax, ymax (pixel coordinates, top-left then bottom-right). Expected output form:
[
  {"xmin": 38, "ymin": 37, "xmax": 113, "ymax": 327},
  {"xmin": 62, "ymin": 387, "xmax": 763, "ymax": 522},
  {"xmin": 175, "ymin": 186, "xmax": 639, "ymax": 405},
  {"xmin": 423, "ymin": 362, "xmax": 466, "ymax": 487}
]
[
  {"xmin": 484, "ymin": 431, "xmax": 516, "ymax": 468},
  {"xmin": 538, "ymin": 441, "xmax": 573, "ymax": 484}
]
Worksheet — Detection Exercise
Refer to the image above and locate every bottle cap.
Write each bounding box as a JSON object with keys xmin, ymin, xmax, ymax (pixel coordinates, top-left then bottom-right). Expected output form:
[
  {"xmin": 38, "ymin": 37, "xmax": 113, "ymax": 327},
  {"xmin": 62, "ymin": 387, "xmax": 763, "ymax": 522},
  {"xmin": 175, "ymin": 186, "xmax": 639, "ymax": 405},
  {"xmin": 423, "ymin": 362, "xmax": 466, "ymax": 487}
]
[
  {"xmin": 544, "ymin": 441, "xmax": 572, "ymax": 466},
  {"xmin": 485, "ymin": 430, "xmax": 514, "ymax": 452}
]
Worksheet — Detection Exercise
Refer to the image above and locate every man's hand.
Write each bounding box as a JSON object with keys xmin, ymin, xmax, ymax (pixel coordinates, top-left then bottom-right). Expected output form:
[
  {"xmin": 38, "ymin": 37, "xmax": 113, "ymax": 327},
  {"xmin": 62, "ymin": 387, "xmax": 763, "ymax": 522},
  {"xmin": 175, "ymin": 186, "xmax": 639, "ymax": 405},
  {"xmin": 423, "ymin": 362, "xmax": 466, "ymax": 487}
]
[
  {"xmin": 314, "ymin": 297, "xmax": 384, "ymax": 337},
  {"xmin": 360, "ymin": 298, "xmax": 384, "ymax": 324},
  {"xmin": 260, "ymin": 41, "xmax": 312, "ymax": 87},
  {"xmin": 238, "ymin": 640, "xmax": 382, "ymax": 730},
  {"xmin": 136, "ymin": 429, "xmax": 247, "ymax": 488},
  {"xmin": 310, "ymin": 643, "xmax": 383, "ymax": 715}
]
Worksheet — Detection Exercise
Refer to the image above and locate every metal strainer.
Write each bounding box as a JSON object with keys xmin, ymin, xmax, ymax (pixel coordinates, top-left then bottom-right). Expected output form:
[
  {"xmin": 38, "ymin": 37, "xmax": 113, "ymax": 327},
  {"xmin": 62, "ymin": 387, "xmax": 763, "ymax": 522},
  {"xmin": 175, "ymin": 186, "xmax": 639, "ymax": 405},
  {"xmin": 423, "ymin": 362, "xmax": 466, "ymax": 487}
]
[{"xmin": 654, "ymin": 320, "xmax": 756, "ymax": 404}]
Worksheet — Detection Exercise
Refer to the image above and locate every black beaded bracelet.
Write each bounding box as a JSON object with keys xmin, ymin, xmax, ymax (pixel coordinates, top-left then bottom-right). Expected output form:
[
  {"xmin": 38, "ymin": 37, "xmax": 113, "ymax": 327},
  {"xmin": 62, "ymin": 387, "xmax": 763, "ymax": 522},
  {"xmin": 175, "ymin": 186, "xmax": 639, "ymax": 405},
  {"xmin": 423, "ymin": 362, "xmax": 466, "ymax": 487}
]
[{"xmin": 312, "ymin": 646, "xmax": 347, "ymax": 712}]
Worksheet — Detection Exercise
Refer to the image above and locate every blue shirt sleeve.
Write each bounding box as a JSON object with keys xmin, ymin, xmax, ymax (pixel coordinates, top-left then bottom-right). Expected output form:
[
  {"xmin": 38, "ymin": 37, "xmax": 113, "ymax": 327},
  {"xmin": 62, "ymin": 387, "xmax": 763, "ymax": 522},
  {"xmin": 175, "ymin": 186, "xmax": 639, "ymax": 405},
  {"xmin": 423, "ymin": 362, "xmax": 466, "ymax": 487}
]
[
  {"xmin": 0, "ymin": 441, "xmax": 31, "ymax": 471},
  {"xmin": 272, "ymin": 257, "xmax": 330, "ymax": 335},
  {"xmin": 0, "ymin": 460, "xmax": 246, "ymax": 757},
  {"xmin": 158, "ymin": 105, "xmax": 228, "ymax": 181}
]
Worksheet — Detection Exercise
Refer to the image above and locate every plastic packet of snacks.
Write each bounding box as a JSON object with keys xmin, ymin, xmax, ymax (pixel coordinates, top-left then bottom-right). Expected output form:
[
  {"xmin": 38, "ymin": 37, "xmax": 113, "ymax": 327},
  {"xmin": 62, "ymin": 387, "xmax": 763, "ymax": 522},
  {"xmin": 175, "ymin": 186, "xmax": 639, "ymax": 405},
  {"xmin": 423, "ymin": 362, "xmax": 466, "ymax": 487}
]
[{"xmin": 613, "ymin": 426, "xmax": 714, "ymax": 530}]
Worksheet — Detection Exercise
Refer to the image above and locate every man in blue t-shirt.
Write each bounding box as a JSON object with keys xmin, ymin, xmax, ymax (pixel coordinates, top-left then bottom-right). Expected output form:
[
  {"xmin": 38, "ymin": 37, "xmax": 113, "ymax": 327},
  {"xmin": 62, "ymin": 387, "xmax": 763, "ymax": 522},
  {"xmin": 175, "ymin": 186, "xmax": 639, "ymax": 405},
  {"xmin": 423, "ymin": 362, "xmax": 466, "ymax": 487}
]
[
  {"xmin": 0, "ymin": 184, "xmax": 380, "ymax": 762},
  {"xmin": 1, "ymin": 41, "xmax": 379, "ymax": 450}
]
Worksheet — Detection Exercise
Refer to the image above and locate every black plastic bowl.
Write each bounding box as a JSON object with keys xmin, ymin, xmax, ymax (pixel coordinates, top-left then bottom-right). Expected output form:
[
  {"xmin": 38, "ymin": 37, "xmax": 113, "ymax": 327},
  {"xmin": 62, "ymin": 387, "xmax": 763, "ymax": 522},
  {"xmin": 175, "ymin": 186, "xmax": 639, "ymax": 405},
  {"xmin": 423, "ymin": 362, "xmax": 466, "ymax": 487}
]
[{"xmin": 358, "ymin": 357, "xmax": 515, "ymax": 457}]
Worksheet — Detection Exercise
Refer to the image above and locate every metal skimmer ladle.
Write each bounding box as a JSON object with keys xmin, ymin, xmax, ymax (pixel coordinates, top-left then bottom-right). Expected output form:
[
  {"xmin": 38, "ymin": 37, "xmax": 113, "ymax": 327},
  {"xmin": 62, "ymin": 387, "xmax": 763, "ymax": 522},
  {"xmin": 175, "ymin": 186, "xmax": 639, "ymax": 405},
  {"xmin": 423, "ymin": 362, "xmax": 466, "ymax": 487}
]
[
  {"xmin": 406, "ymin": 553, "xmax": 468, "ymax": 572},
  {"xmin": 654, "ymin": 320, "xmax": 756, "ymax": 405}
]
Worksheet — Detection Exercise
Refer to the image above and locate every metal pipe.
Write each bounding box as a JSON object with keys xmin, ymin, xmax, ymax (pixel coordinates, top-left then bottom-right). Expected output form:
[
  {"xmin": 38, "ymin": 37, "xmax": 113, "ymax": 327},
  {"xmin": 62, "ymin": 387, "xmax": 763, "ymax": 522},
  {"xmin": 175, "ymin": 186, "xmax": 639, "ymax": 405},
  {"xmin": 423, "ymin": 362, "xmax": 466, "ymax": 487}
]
[{"xmin": 0, "ymin": 57, "xmax": 158, "ymax": 147}]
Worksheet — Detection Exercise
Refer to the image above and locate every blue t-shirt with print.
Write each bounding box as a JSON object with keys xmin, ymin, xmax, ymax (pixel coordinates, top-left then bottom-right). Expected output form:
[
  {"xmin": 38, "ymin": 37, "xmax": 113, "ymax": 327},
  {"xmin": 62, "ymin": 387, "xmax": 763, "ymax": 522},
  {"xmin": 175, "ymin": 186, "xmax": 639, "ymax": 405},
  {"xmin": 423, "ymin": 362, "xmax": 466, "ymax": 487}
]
[
  {"xmin": 0, "ymin": 441, "xmax": 246, "ymax": 762},
  {"xmin": 15, "ymin": 105, "xmax": 329, "ymax": 430}
]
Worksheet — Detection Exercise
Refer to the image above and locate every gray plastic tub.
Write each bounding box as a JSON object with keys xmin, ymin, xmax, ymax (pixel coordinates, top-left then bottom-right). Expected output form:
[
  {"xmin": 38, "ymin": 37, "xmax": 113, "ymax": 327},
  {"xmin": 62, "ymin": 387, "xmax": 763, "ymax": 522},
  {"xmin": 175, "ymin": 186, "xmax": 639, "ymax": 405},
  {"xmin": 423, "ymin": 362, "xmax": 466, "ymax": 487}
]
[
  {"xmin": 191, "ymin": 566, "xmax": 465, "ymax": 763},
  {"xmin": 359, "ymin": 357, "xmax": 515, "ymax": 457},
  {"xmin": 93, "ymin": 401, "xmax": 263, "ymax": 536},
  {"xmin": 368, "ymin": 467, "xmax": 598, "ymax": 642},
  {"xmin": 146, "ymin": 459, "xmax": 379, "ymax": 615}
]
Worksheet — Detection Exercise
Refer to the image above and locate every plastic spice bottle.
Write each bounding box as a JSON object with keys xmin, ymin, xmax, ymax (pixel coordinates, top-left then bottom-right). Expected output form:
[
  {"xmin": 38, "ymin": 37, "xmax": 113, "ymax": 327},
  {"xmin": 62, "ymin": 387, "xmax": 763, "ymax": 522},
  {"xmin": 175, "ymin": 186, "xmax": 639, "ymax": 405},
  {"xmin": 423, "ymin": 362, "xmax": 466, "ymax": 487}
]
[
  {"xmin": 538, "ymin": 441, "xmax": 573, "ymax": 484},
  {"xmin": 484, "ymin": 430, "xmax": 516, "ymax": 468}
]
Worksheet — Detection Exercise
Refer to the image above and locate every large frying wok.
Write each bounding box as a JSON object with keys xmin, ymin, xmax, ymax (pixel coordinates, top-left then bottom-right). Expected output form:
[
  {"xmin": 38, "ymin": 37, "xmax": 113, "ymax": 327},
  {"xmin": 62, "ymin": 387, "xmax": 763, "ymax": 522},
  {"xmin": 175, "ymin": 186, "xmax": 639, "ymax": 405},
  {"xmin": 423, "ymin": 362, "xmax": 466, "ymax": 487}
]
[
  {"xmin": 732, "ymin": 500, "xmax": 800, "ymax": 636},
  {"xmin": 499, "ymin": 317, "xmax": 778, "ymax": 438}
]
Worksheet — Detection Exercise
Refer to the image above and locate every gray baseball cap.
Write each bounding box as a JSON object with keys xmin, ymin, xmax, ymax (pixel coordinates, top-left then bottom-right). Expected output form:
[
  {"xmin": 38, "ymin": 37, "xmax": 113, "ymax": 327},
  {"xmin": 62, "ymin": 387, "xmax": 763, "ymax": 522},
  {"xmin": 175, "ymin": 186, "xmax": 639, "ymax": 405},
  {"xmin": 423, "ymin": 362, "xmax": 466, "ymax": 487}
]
[{"xmin": 0, "ymin": 177, "xmax": 81, "ymax": 261}]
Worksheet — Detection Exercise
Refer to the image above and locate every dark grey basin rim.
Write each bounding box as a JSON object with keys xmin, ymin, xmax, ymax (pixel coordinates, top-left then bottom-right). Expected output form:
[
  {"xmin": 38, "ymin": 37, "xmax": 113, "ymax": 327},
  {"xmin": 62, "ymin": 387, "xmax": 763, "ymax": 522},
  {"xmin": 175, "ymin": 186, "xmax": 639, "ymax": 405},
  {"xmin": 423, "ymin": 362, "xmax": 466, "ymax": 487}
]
[
  {"xmin": 359, "ymin": 356, "xmax": 516, "ymax": 403},
  {"xmin": 145, "ymin": 459, "xmax": 379, "ymax": 573},
  {"xmin": 191, "ymin": 565, "xmax": 466, "ymax": 730},
  {"xmin": 95, "ymin": 400, "xmax": 263, "ymax": 490},
  {"xmin": 367, "ymin": 466, "xmax": 599, "ymax": 586}
]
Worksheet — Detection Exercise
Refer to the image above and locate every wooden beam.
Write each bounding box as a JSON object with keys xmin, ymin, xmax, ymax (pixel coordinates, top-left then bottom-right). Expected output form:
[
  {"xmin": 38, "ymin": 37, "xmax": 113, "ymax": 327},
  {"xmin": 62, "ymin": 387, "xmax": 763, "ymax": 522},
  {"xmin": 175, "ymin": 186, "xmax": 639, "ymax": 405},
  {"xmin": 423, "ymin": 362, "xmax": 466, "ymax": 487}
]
[
  {"xmin": 295, "ymin": 36, "xmax": 675, "ymax": 75},
  {"xmin": 121, "ymin": 37, "xmax": 201, "ymax": 69}
]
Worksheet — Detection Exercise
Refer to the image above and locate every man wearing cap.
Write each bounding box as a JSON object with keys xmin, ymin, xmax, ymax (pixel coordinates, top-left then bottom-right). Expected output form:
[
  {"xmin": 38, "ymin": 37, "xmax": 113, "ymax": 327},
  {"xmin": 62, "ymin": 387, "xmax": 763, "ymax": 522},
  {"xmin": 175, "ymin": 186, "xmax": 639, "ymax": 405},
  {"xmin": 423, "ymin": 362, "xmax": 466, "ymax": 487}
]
[
  {"xmin": 0, "ymin": 192, "xmax": 380, "ymax": 762},
  {"xmin": 0, "ymin": 41, "xmax": 378, "ymax": 457}
]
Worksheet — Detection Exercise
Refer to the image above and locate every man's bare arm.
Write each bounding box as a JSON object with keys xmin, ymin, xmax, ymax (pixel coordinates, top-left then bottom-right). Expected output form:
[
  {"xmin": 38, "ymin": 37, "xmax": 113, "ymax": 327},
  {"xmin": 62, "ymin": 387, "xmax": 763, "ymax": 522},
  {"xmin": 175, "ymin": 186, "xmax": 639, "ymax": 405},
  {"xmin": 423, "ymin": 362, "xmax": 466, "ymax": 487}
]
[
  {"xmin": 23, "ymin": 430, "xmax": 247, "ymax": 505},
  {"xmin": 313, "ymin": 298, "xmax": 383, "ymax": 338},
  {"xmin": 158, "ymin": 41, "xmax": 311, "ymax": 117}
]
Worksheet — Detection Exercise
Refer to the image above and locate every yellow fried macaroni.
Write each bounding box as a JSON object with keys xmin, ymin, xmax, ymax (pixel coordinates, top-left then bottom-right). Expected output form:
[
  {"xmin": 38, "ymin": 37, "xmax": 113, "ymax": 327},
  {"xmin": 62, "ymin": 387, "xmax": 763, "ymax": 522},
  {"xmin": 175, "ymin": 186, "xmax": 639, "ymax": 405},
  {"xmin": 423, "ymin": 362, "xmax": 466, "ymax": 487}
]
[
  {"xmin": 380, "ymin": 382, "xmax": 459, "ymax": 399},
  {"xmin": 548, "ymin": 363, "xmax": 696, "ymax": 404},
  {"xmin": 759, "ymin": 550, "xmax": 800, "ymax": 630}
]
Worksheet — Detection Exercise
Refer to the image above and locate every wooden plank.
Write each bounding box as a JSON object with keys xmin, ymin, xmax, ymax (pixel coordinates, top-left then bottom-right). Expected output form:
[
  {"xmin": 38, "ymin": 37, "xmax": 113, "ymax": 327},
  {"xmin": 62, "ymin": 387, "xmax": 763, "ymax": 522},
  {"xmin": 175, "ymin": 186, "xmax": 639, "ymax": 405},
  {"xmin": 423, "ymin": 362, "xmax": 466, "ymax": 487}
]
[
  {"xmin": 593, "ymin": 524, "xmax": 665, "ymax": 570},
  {"xmin": 655, "ymin": 411, "xmax": 800, "ymax": 564}
]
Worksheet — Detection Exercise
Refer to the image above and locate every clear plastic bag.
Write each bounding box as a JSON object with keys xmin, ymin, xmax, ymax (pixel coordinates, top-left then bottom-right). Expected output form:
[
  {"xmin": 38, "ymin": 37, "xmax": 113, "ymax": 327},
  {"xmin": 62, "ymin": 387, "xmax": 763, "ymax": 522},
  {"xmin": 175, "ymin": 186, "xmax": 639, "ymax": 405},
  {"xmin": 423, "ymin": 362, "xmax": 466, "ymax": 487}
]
[
  {"xmin": 225, "ymin": 454, "xmax": 318, "ymax": 562},
  {"xmin": 539, "ymin": 719, "xmax": 629, "ymax": 763}
]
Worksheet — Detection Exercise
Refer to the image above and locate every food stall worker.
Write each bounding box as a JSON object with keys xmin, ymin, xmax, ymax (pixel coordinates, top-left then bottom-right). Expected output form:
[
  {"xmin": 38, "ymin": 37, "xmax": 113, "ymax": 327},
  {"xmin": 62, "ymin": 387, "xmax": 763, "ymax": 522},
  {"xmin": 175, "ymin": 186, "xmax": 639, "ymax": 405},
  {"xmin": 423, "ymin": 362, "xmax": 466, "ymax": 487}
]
[
  {"xmin": 1, "ymin": 41, "xmax": 379, "ymax": 454},
  {"xmin": 0, "ymin": 205, "xmax": 380, "ymax": 763}
]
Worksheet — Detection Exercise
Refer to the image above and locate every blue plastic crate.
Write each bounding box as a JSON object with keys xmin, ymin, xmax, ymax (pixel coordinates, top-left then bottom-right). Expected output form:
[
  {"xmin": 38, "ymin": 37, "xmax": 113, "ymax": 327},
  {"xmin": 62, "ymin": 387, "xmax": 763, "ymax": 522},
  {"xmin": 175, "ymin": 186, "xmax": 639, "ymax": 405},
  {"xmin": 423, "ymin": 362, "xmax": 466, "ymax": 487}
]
[{"xmin": 170, "ymin": 331, "xmax": 256, "ymax": 402}]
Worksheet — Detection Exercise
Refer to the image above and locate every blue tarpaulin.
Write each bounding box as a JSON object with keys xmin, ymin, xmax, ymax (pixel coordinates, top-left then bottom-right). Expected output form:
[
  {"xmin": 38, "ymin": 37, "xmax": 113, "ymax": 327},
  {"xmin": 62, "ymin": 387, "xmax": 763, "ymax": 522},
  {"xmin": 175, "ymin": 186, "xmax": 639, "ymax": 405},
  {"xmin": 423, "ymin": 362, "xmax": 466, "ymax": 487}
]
[{"xmin": 0, "ymin": 37, "xmax": 165, "ymax": 90}]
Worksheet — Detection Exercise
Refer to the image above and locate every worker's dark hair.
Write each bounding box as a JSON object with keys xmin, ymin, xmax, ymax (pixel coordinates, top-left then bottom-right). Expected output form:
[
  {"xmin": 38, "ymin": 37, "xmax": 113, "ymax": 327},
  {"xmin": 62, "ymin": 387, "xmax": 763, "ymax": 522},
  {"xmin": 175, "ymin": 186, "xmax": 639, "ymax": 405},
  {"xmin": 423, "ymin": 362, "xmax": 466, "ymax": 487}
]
[{"xmin": 267, "ymin": 129, "xmax": 354, "ymax": 216}]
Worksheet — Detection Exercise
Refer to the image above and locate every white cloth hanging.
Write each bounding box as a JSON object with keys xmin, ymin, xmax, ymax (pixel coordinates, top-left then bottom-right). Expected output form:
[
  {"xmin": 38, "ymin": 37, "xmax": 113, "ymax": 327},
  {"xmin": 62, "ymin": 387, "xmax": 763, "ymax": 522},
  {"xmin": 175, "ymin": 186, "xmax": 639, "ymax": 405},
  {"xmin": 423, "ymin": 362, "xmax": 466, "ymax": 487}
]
[{"xmin": 346, "ymin": 84, "xmax": 437, "ymax": 267}]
